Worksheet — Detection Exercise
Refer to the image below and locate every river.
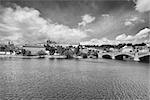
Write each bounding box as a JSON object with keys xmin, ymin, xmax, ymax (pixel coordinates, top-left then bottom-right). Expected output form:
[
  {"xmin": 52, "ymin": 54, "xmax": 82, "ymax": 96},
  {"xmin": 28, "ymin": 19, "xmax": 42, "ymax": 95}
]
[{"xmin": 0, "ymin": 58, "xmax": 149, "ymax": 100}]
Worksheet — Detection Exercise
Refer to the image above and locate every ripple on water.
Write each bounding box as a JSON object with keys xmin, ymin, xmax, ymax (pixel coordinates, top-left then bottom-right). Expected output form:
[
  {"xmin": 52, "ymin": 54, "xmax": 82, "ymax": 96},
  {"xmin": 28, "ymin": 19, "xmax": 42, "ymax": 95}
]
[{"xmin": 0, "ymin": 59, "xmax": 149, "ymax": 100}]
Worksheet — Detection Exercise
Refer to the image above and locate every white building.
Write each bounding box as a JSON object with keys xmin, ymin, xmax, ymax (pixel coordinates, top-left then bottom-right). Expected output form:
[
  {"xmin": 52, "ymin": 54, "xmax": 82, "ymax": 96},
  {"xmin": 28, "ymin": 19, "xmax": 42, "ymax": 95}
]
[{"xmin": 122, "ymin": 46, "xmax": 133, "ymax": 53}]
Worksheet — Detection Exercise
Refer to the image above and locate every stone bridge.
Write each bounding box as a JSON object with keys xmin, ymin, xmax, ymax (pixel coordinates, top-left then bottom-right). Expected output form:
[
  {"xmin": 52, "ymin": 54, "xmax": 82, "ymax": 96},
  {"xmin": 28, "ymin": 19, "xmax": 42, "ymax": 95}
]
[{"xmin": 98, "ymin": 51, "xmax": 150, "ymax": 62}]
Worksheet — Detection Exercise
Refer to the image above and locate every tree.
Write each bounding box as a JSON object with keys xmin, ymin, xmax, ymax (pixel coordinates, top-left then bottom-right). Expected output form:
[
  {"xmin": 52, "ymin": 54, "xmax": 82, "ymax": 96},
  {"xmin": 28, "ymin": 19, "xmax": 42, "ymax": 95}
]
[
  {"xmin": 49, "ymin": 47, "xmax": 55, "ymax": 55},
  {"xmin": 37, "ymin": 50, "xmax": 47, "ymax": 56},
  {"xmin": 63, "ymin": 50, "xmax": 74, "ymax": 59},
  {"xmin": 21, "ymin": 49, "xmax": 26, "ymax": 56},
  {"xmin": 25, "ymin": 50, "xmax": 32, "ymax": 56},
  {"xmin": 74, "ymin": 46, "xmax": 80, "ymax": 55},
  {"xmin": 56, "ymin": 46, "xmax": 64, "ymax": 55},
  {"xmin": 21, "ymin": 49, "xmax": 31, "ymax": 56}
]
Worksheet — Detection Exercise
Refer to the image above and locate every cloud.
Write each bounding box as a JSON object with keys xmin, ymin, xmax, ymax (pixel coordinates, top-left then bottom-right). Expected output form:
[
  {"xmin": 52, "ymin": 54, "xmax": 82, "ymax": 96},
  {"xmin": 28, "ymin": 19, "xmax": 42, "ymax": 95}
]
[
  {"xmin": 124, "ymin": 16, "xmax": 145, "ymax": 26},
  {"xmin": 127, "ymin": 16, "xmax": 142, "ymax": 23},
  {"xmin": 85, "ymin": 10, "xmax": 139, "ymax": 40},
  {"xmin": 129, "ymin": 16, "xmax": 138, "ymax": 22},
  {"xmin": 115, "ymin": 34, "xmax": 127, "ymax": 41},
  {"xmin": 115, "ymin": 28, "xmax": 150, "ymax": 43},
  {"xmin": 81, "ymin": 28, "xmax": 150, "ymax": 45},
  {"xmin": 124, "ymin": 21, "xmax": 134, "ymax": 26},
  {"xmin": 101, "ymin": 14, "xmax": 110, "ymax": 17},
  {"xmin": 80, "ymin": 37, "xmax": 119, "ymax": 46},
  {"xmin": 135, "ymin": 27, "xmax": 150, "ymax": 36},
  {"xmin": 136, "ymin": 0, "xmax": 150, "ymax": 12},
  {"xmin": 78, "ymin": 14, "xmax": 95, "ymax": 27},
  {"xmin": 0, "ymin": 5, "xmax": 88, "ymax": 44},
  {"xmin": 0, "ymin": 23, "xmax": 20, "ymax": 31}
]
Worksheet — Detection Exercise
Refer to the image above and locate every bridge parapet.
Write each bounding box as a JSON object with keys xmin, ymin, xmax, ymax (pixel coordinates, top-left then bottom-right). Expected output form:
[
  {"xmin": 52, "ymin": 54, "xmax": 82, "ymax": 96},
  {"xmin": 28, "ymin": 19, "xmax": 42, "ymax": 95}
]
[{"xmin": 138, "ymin": 52, "xmax": 150, "ymax": 58}]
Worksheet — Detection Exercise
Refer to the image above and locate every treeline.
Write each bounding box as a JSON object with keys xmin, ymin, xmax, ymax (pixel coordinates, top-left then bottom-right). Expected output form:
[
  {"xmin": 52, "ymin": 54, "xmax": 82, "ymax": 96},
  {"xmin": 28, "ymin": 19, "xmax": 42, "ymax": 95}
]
[
  {"xmin": 0, "ymin": 43, "xmax": 16, "ymax": 52},
  {"xmin": 84, "ymin": 43, "xmax": 147, "ymax": 49}
]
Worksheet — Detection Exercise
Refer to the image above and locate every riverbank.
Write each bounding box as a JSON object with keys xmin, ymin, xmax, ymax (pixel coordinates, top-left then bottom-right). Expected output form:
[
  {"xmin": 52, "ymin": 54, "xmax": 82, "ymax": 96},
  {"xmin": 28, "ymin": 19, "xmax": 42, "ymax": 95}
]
[{"xmin": 0, "ymin": 54, "xmax": 149, "ymax": 63}]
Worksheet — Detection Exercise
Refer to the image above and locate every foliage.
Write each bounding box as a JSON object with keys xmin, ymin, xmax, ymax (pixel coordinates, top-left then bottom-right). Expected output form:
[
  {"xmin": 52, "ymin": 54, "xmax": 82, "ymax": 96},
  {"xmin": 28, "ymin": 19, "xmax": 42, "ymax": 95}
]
[
  {"xmin": 63, "ymin": 50, "xmax": 74, "ymax": 59},
  {"xmin": 21, "ymin": 49, "xmax": 32, "ymax": 56},
  {"xmin": 37, "ymin": 50, "xmax": 47, "ymax": 56},
  {"xmin": 56, "ymin": 46, "xmax": 65, "ymax": 55}
]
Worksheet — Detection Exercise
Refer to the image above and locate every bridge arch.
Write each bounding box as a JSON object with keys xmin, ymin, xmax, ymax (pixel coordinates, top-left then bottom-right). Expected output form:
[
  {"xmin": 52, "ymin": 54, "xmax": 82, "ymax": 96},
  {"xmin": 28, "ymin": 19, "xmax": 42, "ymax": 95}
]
[
  {"xmin": 102, "ymin": 54, "xmax": 112, "ymax": 59},
  {"xmin": 139, "ymin": 55, "xmax": 150, "ymax": 63},
  {"xmin": 115, "ymin": 54, "xmax": 134, "ymax": 60}
]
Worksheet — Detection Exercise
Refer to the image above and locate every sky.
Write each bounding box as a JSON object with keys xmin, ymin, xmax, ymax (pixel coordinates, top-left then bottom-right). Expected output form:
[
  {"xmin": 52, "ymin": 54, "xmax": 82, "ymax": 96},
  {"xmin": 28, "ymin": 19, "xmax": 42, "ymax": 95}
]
[{"xmin": 0, "ymin": 0, "xmax": 150, "ymax": 44}]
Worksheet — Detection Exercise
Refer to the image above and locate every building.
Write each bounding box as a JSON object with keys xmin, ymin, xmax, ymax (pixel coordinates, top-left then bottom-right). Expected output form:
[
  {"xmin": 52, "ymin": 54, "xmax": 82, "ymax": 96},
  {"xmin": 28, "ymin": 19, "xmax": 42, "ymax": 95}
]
[
  {"xmin": 0, "ymin": 41, "xmax": 16, "ymax": 55},
  {"xmin": 22, "ymin": 45, "xmax": 46, "ymax": 55},
  {"xmin": 133, "ymin": 43, "xmax": 149, "ymax": 53},
  {"xmin": 121, "ymin": 46, "xmax": 133, "ymax": 53}
]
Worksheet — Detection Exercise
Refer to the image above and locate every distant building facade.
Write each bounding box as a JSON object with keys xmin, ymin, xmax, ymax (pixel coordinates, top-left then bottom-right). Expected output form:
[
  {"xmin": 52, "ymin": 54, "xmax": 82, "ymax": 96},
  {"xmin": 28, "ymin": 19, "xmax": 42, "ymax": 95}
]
[{"xmin": 22, "ymin": 45, "xmax": 46, "ymax": 55}]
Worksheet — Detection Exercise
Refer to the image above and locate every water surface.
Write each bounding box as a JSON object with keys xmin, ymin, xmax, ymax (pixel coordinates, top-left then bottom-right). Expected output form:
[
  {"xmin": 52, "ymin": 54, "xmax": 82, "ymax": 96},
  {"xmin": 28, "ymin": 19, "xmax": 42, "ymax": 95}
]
[{"xmin": 0, "ymin": 58, "xmax": 149, "ymax": 100}]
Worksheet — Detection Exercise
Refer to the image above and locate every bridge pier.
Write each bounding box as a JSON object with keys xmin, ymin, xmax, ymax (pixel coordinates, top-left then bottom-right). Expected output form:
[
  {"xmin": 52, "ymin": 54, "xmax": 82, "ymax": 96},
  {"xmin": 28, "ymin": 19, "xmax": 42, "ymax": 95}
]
[
  {"xmin": 134, "ymin": 53, "xmax": 140, "ymax": 61},
  {"xmin": 134, "ymin": 57, "xmax": 140, "ymax": 61},
  {"xmin": 112, "ymin": 55, "xmax": 115, "ymax": 59},
  {"xmin": 98, "ymin": 53, "xmax": 102, "ymax": 58}
]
